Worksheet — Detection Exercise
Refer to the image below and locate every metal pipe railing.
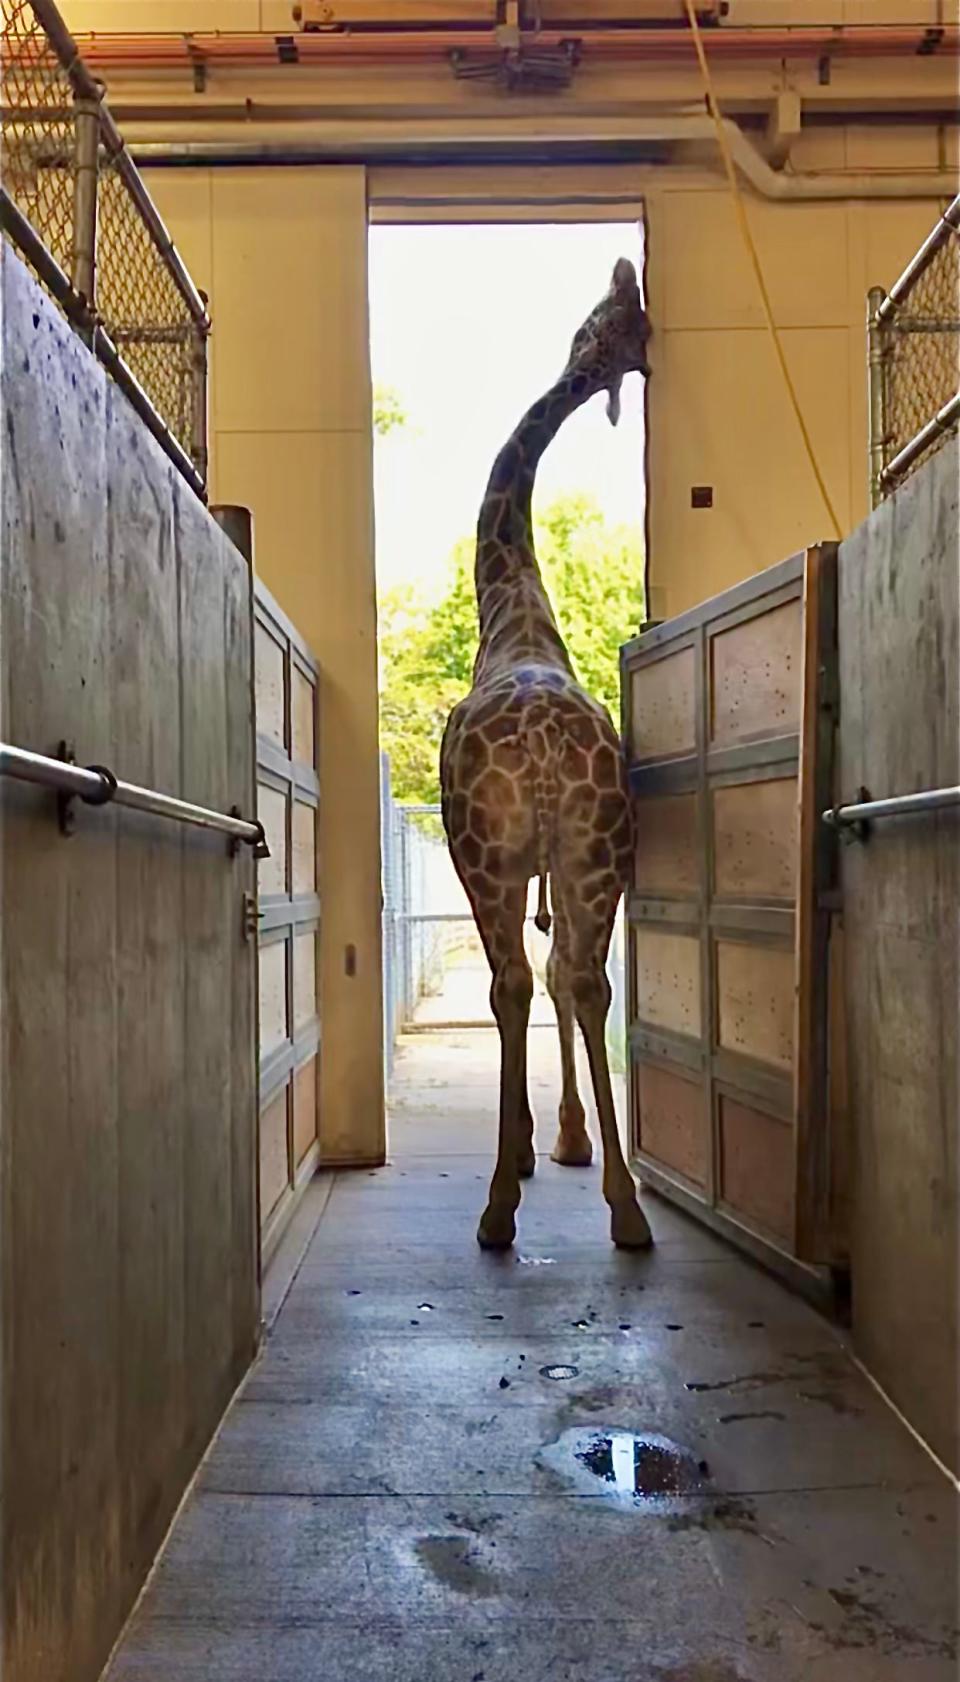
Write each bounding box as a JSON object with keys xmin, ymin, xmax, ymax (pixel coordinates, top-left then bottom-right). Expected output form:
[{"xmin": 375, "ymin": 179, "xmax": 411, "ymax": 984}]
[
  {"xmin": 0, "ymin": 742, "xmax": 267, "ymax": 852},
  {"xmin": 879, "ymin": 392, "xmax": 960, "ymax": 492},
  {"xmin": 824, "ymin": 785, "xmax": 960, "ymax": 831},
  {"xmin": 866, "ymin": 283, "xmax": 888, "ymax": 510},
  {"xmin": 878, "ymin": 194, "xmax": 960, "ymax": 324}
]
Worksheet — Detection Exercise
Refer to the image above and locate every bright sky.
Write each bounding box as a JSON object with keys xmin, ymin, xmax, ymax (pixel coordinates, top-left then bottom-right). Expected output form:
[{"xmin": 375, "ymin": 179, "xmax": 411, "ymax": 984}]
[{"xmin": 369, "ymin": 222, "xmax": 645, "ymax": 597}]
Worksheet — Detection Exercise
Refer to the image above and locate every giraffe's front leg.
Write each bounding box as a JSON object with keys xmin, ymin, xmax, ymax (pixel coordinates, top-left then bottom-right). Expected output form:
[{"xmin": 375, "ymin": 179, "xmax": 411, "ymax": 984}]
[{"xmin": 478, "ymin": 950, "xmax": 533, "ymax": 1250}]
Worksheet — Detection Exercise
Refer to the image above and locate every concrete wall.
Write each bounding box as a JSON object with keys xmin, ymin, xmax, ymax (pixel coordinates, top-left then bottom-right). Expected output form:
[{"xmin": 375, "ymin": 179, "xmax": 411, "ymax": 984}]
[
  {"xmin": 0, "ymin": 248, "xmax": 260, "ymax": 1682},
  {"xmin": 838, "ymin": 440, "xmax": 959, "ymax": 1476}
]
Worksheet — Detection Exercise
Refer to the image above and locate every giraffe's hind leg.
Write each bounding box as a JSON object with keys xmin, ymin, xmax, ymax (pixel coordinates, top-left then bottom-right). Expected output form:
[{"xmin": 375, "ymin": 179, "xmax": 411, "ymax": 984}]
[
  {"xmin": 546, "ymin": 919, "xmax": 592, "ymax": 1167},
  {"xmin": 517, "ymin": 1073, "xmax": 537, "ymax": 1180}
]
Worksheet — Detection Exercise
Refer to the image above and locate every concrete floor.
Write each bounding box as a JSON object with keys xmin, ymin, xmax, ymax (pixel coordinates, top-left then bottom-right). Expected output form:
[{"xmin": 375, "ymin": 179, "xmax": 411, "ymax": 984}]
[{"xmin": 106, "ymin": 1029, "xmax": 958, "ymax": 1682}]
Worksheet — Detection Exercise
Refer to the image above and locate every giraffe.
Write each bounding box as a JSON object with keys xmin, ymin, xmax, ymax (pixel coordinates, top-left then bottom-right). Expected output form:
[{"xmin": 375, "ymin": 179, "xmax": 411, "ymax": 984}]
[{"xmin": 440, "ymin": 256, "xmax": 653, "ymax": 1253}]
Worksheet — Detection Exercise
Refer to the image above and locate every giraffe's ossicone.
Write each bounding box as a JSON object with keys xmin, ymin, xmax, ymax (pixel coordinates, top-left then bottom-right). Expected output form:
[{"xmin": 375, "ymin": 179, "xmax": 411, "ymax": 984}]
[{"xmin": 439, "ymin": 256, "xmax": 654, "ymax": 1253}]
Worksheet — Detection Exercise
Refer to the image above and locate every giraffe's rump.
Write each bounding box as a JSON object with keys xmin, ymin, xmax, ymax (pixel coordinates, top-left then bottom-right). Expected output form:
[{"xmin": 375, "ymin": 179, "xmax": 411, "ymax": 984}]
[{"xmin": 440, "ymin": 665, "xmax": 633, "ymax": 920}]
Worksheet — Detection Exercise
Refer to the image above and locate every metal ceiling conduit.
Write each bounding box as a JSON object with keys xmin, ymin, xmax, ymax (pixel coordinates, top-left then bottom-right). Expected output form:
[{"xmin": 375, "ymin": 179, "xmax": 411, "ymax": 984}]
[
  {"xmin": 68, "ymin": 25, "xmax": 960, "ymax": 72},
  {"xmin": 128, "ymin": 115, "xmax": 959, "ymax": 201}
]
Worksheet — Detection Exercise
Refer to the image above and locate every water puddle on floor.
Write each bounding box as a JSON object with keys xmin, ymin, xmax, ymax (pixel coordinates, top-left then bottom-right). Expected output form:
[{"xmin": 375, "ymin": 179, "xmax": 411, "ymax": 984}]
[{"xmin": 539, "ymin": 1427, "xmax": 709, "ymax": 1505}]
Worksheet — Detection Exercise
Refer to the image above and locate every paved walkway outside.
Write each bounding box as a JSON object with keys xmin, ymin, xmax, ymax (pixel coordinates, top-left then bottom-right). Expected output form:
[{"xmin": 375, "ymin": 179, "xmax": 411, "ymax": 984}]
[{"xmin": 107, "ymin": 1029, "xmax": 957, "ymax": 1682}]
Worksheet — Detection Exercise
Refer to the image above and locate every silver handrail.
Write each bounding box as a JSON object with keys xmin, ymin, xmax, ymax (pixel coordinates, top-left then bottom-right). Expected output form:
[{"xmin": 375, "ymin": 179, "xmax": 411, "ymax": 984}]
[
  {"xmin": 824, "ymin": 785, "xmax": 960, "ymax": 830},
  {"xmin": 0, "ymin": 743, "xmax": 267, "ymax": 852}
]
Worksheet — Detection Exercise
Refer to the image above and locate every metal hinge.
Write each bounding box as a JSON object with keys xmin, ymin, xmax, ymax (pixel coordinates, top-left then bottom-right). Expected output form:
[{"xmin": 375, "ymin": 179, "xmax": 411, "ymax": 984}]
[{"xmin": 242, "ymin": 891, "xmax": 258, "ymax": 941}]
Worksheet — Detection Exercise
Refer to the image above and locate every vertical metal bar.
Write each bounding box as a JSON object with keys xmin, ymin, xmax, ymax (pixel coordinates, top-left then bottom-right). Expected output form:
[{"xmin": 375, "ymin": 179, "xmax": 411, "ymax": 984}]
[
  {"xmin": 71, "ymin": 93, "xmax": 101, "ymax": 319},
  {"xmin": 211, "ymin": 504, "xmax": 254, "ymax": 564},
  {"xmin": 867, "ymin": 285, "xmax": 888, "ymax": 510},
  {"xmin": 191, "ymin": 291, "xmax": 210, "ymax": 488}
]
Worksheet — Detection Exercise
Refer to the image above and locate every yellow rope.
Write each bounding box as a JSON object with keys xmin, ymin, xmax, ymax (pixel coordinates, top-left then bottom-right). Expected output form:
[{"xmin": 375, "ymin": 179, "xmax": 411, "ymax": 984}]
[{"xmin": 681, "ymin": 0, "xmax": 842, "ymax": 539}]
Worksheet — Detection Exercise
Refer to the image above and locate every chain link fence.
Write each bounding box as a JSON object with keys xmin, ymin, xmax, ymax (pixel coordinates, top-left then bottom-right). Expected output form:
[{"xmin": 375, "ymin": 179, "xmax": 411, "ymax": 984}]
[
  {"xmin": 868, "ymin": 195, "xmax": 960, "ymax": 504},
  {"xmin": 0, "ymin": 0, "xmax": 209, "ymax": 494}
]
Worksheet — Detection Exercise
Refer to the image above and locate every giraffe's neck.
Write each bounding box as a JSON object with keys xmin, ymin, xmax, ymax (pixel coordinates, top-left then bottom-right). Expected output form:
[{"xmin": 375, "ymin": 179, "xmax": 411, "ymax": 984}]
[{"xmin": 473, "ymin": 370, "xmax": 592, "ymax": 680}]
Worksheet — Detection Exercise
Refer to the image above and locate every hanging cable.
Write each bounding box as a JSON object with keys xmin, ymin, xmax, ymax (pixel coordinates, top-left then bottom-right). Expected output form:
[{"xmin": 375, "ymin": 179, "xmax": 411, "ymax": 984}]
[{"xmin": 681, "ymin": 0, "xmax": 842, "ymax": 539}]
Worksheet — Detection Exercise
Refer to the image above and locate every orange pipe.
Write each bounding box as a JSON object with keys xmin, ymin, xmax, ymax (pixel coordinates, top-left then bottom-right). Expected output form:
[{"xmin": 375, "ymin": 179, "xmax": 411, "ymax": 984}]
[{"xmin": 47, "ymin": 26, "xmax": 960, "ymax": 72}]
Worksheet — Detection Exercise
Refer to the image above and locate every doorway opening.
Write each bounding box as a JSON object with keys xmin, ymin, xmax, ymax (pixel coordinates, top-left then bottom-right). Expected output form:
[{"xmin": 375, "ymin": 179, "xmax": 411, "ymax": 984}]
[{"xmin": 370, "ymin": 218, "xmax": 647, "ymax": 1094}]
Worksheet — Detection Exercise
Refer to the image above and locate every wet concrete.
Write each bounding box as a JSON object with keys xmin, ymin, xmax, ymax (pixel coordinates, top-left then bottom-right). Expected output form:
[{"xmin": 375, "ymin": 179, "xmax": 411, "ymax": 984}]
[{"xmin": 105, "ymin": 1028, "xmax": 959, "ymax": 1682}]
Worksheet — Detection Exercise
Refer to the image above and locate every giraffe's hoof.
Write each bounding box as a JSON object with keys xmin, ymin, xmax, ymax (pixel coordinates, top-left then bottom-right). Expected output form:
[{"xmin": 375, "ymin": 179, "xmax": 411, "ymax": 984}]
[
  {"xmin": 517, "ymin": 1149, "xmax": 536, "ymax": 1180},
  {"xmin": 477, "ymin": 1205, "xmax": 516, "ymax": 1250},
  {"xmin": 551, "ymin": 1134, "xmax": 593, "ymax": 1168},
  {"xmin": 611, "ymin": 1199, "xmax": 653, "ymax": 1251}
]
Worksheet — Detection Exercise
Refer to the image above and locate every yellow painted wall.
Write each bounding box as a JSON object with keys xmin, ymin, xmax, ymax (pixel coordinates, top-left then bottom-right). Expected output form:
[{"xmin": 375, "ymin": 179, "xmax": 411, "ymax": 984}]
[
  {"xmin": 641, "ymin": 166, "xmax": 943, "ymax": 617},
  {"xmin": 145, "ymin": 164, "xmax": 384, "ymax": 1166}
]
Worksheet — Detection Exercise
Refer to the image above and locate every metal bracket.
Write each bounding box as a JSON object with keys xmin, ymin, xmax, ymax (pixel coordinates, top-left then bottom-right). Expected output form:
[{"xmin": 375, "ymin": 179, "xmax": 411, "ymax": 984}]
[
  {"xmin": 56, "ymin": 741, "xmax": 119, "ymax": 836},
  {"xmin": 56, "ymin": 740, "xmax": 76, "ymax": 837},
  {"xmin": 230, "ymin": 806, "xmax": 270, "ymax": 860},
  {"xmin": 831, "ymin": 786, "xmax": 873, "ymax": 844}
]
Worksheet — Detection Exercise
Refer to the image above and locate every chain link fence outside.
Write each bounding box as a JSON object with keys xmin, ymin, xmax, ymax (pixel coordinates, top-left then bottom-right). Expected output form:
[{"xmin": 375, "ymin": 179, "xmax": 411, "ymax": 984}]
[
  {"xmin": 868, "ymin": 196, "xmax": 960, "ymax": 504},
  {"xmin": 0, "ymin": 0, "xmax": 209, "ymax": 493},
  {"xmin": 1, "ymin": 0, "xmax": 74, "ymax": 275}
]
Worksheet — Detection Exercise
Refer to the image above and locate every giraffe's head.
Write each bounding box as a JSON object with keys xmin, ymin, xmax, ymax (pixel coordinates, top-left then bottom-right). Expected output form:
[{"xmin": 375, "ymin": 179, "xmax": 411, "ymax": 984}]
[{"xmin": 564, "ymin": 256, "xmax": 651, "ymax": 426}]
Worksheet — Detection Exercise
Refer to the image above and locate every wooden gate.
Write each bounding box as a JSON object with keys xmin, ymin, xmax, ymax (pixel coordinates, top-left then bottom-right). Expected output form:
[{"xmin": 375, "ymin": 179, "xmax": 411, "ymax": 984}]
[
  {"xmin": 621, "ymin": 548, "xmax": 844, "ymax": 1292},
  {"xmin": 254, "ymin": 580, "xmax": 322, "ymax": 1266}
]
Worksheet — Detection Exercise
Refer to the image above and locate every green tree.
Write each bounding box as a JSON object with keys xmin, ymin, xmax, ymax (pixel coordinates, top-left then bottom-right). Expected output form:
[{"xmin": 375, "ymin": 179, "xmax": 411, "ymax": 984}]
[
  {"xmin": 378, "ymin": 492, "xmax": 645, "ymax": 804},
  {"xmin": 372, "ymin": 385, "xmax": 408, "ymax": 437}
]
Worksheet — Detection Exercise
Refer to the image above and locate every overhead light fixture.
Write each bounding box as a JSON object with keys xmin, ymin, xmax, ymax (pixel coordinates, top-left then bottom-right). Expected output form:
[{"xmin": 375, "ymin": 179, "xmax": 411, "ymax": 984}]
[{"xmin": 450, "ymin": 37, "xmax": 579, "ymax": 91}]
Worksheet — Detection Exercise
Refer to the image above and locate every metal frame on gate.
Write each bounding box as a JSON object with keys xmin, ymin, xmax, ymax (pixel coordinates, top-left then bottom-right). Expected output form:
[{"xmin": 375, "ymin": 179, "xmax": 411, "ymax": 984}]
[{"xmin": 621, "ymin": 548, "xmax": 841, "ymax": 1297}]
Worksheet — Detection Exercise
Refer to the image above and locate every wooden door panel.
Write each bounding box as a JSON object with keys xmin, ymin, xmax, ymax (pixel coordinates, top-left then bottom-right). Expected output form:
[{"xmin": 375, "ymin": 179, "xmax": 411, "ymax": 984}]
[
  {"xmin": 291, "ymin": 799, "xmax": 317, "ymax": 896},
  {"xmin": 257, "ymin": 782, "xmax": 288, "ymax": 897},
  {"xmin": 291, "ymin": 661, "xmax": 316, "ymax": 768},
  {"xmin": 293, "ymin": 1060, "xmax": 319, "ymax": 1169},
  {"xmin": 628, "ymin": 644, "xmax": 696, "ymax": 759},
  {"xmin": 634, "ymin": 928, "xmax": 702, "ymax": 1038},
  {"xmin": 258, "ymin": 939, "xmax": 288, "ymax": 1059},
  {"xmin": 710, "ymin": 597, "xmax": 803, "ymax": 746},
  {"xmin": 260, "ymin": 1088, "xmax": 291, "ymax": 1223},
  {"xmin": 255, "ymin": 579, "xmax": 322, "ymax": 1265},
  {"xmin": 254, "ymin": 620, "xmax": 286, "ymax": 747},
  {"xmin": 635, "ymin": 1061, "xmax": 708, "ymax": 1189},
  {"xmin": 718, "ymin": 1094, "xmax": 795, "ymax": 1242},
  {"xmin": 715, "ymin": 939, "xmax": 795, "ymax": 1072},
  {"xmin": 712, "ymin": 778, "xmax": 797, "ymax": 900},
  {"xmin": 634, "ymin": 793, "xmax": 699, "ymax": 896}
]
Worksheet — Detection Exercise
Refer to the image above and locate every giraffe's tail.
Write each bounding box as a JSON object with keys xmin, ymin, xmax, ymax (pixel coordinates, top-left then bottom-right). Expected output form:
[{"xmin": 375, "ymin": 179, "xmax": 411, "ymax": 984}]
[{"xmin": 527, "ymin": 717, "xmax": 560, "ymax": 936}]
